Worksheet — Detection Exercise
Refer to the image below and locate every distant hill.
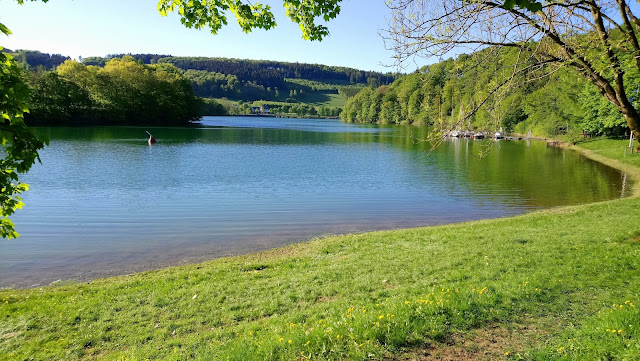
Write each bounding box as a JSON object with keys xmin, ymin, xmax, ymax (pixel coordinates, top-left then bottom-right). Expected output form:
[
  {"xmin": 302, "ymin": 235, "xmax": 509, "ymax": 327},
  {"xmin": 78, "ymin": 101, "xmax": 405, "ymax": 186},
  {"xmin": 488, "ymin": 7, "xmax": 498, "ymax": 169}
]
[
  {"xmin": 82, "ymin": 54, "xmax": 396, "ymax": 85},
  {"xmin": 7, "ymin": 49, "xmax": 401, "ymax": 116},
  {"xmin": 3, "ymin": 49, "xmax": 69, "ymax": 69},
  {"xmin": 78, "ymin": 54, "xmax": 398, "ymax": 102}
]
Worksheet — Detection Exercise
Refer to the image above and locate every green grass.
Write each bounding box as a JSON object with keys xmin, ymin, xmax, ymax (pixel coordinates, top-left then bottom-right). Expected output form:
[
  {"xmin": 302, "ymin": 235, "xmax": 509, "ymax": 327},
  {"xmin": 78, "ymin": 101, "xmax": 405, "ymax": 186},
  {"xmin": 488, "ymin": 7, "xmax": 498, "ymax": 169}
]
[
  {"xmin": 1, "ymin": 139, "xmax": 640, "ymax": 360},
  {"xmin": 295, "ymin": 92, "xmax": 347, "ymax": 108},
  {"xmin": 575, "ymin": 137, "xmax": 640, "ymax": 171},
  {"xmin": 213, "ymin": 94, "xmax": 347, "ymax": 114}
]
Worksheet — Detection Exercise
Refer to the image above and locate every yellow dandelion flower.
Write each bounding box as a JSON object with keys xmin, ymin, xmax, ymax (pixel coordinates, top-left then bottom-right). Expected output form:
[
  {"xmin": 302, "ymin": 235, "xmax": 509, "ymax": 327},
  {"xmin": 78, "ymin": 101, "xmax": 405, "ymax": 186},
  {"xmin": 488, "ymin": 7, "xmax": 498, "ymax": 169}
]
[
  {"xmin": 379, "ymin": 315, "xmax": 384, "ymax": 319},
  {"xmin": 618, "ymin": 329, "xmax": 623, "ymax": 333},
  {"xmin": 288, "ymin": 339, "xmax": 292, "ymax": 344}
]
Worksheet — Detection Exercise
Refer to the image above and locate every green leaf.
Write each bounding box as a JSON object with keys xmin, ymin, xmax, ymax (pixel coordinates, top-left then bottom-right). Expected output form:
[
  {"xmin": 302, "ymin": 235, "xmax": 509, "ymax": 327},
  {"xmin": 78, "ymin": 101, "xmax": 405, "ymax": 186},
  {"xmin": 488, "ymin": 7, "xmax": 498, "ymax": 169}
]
[
  {"xmin": 0, "ymin": 22, "xmax": 12, "ymax": 36},
  {"xmin": 504, "ymin": 0, "xmax": 542, "ymax": 12}
]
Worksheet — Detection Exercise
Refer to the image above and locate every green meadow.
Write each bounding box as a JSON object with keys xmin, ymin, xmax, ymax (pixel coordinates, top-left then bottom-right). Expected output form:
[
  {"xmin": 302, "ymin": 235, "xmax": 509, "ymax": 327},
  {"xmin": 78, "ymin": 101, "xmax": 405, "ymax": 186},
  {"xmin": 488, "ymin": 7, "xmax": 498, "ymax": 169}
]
[{"xmin": 1, "ymin": 139, "xmax": 639, "ymax": 360}]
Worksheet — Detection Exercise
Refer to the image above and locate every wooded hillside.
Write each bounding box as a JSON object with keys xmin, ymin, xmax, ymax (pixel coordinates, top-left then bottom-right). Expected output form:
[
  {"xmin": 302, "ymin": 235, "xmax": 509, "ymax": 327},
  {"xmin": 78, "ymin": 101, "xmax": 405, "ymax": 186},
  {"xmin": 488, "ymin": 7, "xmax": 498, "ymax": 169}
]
[{"xmin": 342, "ymin": 47, "xmax": 632, "ymax": 138}]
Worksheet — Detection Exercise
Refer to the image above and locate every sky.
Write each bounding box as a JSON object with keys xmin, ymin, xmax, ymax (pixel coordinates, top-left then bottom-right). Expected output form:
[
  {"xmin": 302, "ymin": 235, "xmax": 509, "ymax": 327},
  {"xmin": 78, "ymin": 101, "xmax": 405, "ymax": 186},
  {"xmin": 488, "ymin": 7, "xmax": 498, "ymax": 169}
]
[{"xmin": 0, "ymin": 0, "xmax": 422, "ymax": 73}]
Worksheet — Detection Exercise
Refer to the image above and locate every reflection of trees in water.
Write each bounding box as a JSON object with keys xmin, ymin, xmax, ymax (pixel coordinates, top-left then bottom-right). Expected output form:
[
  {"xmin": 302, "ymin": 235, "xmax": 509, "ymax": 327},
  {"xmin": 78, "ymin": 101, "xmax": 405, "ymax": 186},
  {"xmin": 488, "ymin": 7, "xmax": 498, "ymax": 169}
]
[{"xmin": 33, "ymin": 122, "xmax": 624, "ymax": 209}]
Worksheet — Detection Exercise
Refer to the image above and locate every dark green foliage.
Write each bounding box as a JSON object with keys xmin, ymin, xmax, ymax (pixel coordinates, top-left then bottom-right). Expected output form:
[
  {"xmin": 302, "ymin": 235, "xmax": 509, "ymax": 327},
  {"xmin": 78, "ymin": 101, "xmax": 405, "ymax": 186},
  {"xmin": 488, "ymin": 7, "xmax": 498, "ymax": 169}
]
[
  {"xmin": 4, "ymin": 49, "xmax": 70, "ymax": 69},
  {"xmin": 502, "ymin": 0, "xmax": 542, "ymax": 12},
  {"xmin": 201, "ymin": 98, "xmax": 228, "ymax": 116},
  {"xmin": 158, "ymin": 57, "xmax": 395, "ymax": 88},
  {"xmin": 26, "ymin": 72, "xmax": 94, "ymax": 125}
]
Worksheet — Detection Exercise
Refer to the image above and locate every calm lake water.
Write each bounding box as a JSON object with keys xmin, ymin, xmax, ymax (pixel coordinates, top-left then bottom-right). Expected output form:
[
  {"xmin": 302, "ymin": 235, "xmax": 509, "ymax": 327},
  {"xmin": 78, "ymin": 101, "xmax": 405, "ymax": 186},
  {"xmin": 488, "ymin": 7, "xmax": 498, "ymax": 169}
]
[{"xmin": 0, "ymin": 117, "xmax": 630, "ymax": 288}]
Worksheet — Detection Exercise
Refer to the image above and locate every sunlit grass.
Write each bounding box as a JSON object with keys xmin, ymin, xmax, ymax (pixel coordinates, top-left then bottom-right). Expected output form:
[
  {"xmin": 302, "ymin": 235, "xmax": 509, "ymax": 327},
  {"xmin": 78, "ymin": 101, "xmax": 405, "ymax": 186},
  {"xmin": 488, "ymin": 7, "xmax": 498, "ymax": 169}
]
[{"xmin": 1, "ymin": 139, "xmax": 639, "ymax": 360}]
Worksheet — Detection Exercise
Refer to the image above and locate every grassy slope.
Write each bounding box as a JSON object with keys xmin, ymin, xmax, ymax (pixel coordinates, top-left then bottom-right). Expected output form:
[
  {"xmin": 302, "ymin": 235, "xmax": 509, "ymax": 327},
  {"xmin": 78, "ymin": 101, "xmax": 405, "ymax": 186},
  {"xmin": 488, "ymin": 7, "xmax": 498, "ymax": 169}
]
[
  {"xmin": 295, "ymin": 93, "xmax": 347, "ymax": 108},
  {"xmin": 212, "ymin": 93, "xmax": 347, "ymax": 113},
  {"xmin": 1, "ymin": 140, "xmax": 639, "ymax": 360}
]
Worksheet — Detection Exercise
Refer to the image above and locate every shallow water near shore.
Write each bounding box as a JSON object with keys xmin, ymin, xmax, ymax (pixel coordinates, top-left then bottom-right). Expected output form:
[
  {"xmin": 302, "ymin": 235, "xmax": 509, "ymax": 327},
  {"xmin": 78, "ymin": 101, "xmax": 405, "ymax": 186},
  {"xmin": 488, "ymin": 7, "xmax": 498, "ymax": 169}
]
[{"xmin": 0, "ymin": 117, "xmax": 630, "ymax": 288}]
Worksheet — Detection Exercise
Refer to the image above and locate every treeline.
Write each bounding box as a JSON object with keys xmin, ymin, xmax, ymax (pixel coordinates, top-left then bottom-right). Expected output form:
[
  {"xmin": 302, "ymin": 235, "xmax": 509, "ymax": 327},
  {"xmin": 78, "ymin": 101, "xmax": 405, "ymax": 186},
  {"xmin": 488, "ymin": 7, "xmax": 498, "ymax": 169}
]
[
  {"xmin": 156, "ymin": 57, "xmax": 395, "ymax": 86},
  {"xmin": 342, "ymin": 47, "xmax": 633, "ymax": 138},
  {"xmin": 82, "ymin": 54, "xmax": 170, "ymax": 66},
  {"xmin": 76, "ymin": 54, "xmax": 395, "ymax": 101},
  {"xmin": 225, "ymin": 100, "xmax": 341, "ymax": 118},
  {"xmin": 25, "ymin": 56, "xmax": 205, "ymax": 126},
  {"xmin": 7, "ymin": 50, "xmax": 389, "ymax": 106},
  {"xmin": 4, "ymin": 49, "xmax": 69, "ymax": 69}
]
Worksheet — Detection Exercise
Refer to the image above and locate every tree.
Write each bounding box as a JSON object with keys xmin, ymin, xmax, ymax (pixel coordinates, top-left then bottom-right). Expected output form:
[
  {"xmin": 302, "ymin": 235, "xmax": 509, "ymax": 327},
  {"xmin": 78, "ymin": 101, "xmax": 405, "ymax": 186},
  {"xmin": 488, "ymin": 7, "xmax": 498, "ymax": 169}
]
[
  {"xmin": 385, "ymin": 0, "xmax": 640, "ymax": 150},
  {"xmin": 157, "ymin": 0, "xmax": 343, "ymax": 41},
  {"xmin": 0, "ymin": 24, "xmax": 46, "ymax": 238}
]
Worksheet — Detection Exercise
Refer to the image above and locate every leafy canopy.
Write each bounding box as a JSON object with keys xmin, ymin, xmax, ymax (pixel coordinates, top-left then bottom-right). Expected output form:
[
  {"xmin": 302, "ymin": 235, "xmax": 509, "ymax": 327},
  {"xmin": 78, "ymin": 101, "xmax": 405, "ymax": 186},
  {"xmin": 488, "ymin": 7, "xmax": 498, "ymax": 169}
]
[
  {"xmin": 157, "ymin": 0, "xmax": 342, "ymax": 41},
  {"xmin": 0, "ymin": 25, "xmax": 47, "ymax": 238}
]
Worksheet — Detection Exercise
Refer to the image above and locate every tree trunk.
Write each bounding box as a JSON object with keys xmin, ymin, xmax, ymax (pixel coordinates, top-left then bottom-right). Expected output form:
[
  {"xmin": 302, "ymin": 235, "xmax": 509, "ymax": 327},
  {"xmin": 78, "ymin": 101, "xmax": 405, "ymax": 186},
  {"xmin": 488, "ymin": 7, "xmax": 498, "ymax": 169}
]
[
  {"xmin": 614, "ymin": 93, "xmax": 640, "ymax": 152},
  {"xmin": 623, "ymin": 111, "xmax": 640, "ymax": 152}
]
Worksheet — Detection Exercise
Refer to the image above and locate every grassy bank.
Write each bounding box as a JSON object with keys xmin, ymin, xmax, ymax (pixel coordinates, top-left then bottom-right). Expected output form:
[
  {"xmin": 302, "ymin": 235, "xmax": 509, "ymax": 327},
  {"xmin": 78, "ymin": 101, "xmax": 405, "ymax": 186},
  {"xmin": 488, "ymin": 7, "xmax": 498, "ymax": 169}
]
[{"xmin": 2, "ymin": 140, "xmax": 639, "ymax": 360}]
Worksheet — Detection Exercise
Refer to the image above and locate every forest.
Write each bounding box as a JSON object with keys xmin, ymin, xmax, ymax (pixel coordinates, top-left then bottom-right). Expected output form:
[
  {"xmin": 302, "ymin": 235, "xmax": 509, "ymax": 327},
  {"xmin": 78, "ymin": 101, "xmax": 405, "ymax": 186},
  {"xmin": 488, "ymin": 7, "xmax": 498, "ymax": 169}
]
[
  {"xmin": 341, "ymin": 47, "xmax": 635, "ymax": 139},
  {"xmin": 5, "ymin": 50, "xmax": 391, "ymax": 119},
  {"xmin": 24, "ymin": 56, "xmax": 203, "ymax": 126},
  {"xmin": 81, "ymin": 54, "xmax": 395, "ymax": 101}
]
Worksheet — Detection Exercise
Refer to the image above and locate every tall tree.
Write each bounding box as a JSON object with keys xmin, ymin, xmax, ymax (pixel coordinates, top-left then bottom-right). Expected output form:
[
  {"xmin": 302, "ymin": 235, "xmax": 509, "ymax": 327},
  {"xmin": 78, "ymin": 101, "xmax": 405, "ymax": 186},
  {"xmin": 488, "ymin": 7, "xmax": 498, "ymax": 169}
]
[{"xmin": 384, "ymin": 0, "xmax": 640, "ymax": 149}]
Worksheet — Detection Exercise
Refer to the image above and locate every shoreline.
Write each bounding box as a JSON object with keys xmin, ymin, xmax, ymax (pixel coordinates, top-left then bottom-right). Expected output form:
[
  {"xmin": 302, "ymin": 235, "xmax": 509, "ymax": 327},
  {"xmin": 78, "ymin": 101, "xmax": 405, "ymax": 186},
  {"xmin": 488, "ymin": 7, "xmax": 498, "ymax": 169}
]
[
  {"xmin": 2, "ymin": 139, "xmax": 637, "ymax": 290},
  {"xmin": 2, "ymin": 138, "xmax": 639, "ymax": 360}
]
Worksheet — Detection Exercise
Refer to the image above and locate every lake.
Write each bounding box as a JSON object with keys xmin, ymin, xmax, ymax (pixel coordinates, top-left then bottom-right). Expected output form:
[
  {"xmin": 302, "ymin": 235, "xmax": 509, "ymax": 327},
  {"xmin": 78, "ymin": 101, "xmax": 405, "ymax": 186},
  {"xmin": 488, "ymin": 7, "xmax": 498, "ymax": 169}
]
[{"xmin": 0, "ymin": 117, "xmax": 630, "ymax": 288}]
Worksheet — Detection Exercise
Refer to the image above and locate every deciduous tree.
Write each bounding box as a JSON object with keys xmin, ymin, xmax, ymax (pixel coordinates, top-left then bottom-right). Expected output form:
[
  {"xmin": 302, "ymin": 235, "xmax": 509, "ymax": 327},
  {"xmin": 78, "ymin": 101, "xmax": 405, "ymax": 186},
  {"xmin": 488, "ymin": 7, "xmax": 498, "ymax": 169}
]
[
  {"xmin": 384, "ymin": 0, "xmax": 640, "ymax": 149},
  {"xmin": 0, "ymin": 24, "xmax": 46, "ymax": 238},
  {"xmin": 157, "ymin": 0, "xmax": 342, "ymax": 41}
]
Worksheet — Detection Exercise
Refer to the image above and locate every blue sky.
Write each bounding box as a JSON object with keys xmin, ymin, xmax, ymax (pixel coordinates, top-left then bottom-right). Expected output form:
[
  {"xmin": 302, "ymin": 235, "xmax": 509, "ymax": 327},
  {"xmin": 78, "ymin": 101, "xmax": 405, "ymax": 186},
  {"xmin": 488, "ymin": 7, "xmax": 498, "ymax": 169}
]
[{"xmin": 0, "ymin": 0, "xmax": 420, "ymax": 72}]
